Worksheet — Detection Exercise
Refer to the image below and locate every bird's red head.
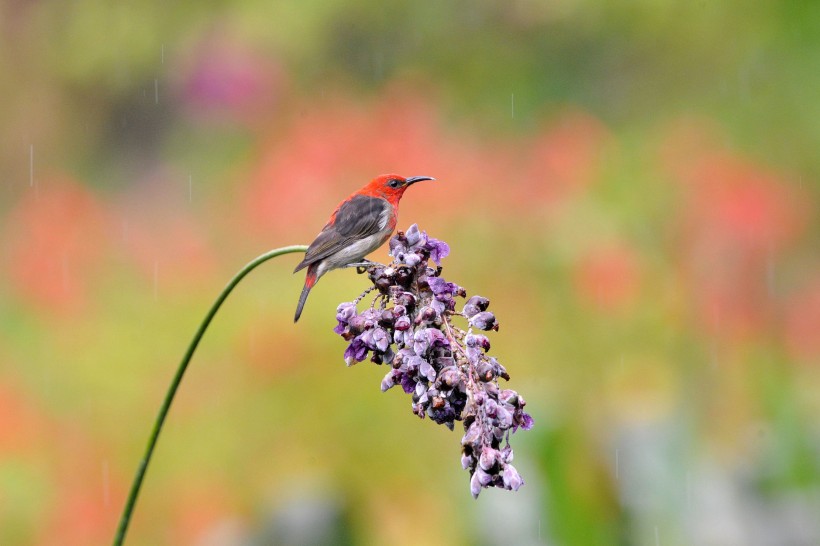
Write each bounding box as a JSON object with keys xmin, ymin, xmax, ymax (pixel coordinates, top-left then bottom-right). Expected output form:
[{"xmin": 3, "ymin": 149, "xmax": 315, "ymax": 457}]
[{"xmin": 359, "ymin": 174, "xmax": 435, "ymax": 205}]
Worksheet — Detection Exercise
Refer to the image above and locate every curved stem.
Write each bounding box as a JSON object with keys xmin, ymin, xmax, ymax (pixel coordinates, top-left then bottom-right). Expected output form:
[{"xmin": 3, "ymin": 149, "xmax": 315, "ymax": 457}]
[{"xmin": 113, "ymin": 245, "xmax": 308, "ymax": 546}]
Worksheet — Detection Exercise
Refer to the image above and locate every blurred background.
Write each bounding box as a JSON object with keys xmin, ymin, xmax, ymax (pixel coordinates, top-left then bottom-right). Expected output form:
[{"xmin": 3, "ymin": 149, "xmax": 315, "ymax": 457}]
[{"xmin": 1, "ymin": 1, "xmax": 819, "ymax": 545}]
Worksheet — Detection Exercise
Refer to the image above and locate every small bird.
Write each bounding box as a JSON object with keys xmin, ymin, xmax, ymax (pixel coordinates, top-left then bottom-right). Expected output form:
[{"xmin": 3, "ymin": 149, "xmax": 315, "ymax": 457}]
[{"xmin": 293, "ymin": 174, "xmax": 434, "ymax": 322}]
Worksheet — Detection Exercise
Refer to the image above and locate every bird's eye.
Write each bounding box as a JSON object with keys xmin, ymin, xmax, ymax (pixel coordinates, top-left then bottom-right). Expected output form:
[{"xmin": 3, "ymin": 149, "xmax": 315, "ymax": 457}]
[{"xmin": 388, "ymin": 178, "xmax": 403, "ymax": 188}]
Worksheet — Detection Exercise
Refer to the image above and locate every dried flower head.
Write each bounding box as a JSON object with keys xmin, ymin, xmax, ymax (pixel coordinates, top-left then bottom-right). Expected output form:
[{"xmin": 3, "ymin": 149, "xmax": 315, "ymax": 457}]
[{"xmin": 333, "ymin": 224, "xmax": 533, "ymax": 498}]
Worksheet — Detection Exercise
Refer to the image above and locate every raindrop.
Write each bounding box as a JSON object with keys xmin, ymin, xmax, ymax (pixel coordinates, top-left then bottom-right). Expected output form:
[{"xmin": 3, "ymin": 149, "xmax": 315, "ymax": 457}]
[
  {"xmin": 161, "ymin": 44, "xmax": 165, "ymax": 64},
  {"xmin": 615, "ymin": 448, "xmax": 620, "ymax": 479},
  {"xmin": 154, "ymin": 78, "xmax": 159, "ymax": 104},
  {"xmin": 655, "ymin": 526, "xmax": 660, "ymax": 545}
]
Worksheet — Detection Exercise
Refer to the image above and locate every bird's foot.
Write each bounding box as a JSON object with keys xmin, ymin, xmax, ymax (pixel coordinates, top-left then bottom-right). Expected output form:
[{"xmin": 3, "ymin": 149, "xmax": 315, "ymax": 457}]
[{"xmin": 344, "ymin": 260, "xmax": 382, "ymax": 274}]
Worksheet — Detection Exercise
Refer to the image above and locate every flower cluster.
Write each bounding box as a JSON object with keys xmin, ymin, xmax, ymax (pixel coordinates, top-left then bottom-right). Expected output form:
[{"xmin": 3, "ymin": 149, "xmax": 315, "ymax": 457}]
[{"xmin": 333, "ymin": 225, "xmax": 533, "ymax": 498}]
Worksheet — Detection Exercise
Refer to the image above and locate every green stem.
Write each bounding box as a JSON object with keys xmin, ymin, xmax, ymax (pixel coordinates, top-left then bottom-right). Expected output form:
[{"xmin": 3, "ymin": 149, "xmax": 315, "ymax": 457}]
[{"xmin": 113, "ymin": 245, "xmax": 308, "ymax": 546}]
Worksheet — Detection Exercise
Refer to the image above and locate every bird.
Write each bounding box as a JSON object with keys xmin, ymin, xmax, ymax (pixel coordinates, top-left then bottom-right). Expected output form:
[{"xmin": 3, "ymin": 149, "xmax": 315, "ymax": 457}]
[{"xmin": 293, "ymin": 174, "xmax": 434, "ymax": 322}]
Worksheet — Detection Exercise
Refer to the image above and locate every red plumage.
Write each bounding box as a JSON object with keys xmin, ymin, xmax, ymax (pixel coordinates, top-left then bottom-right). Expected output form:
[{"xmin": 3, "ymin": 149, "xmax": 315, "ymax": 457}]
[{"xmin": 293, "ymin": 174, "xmax": 434, "ymax": 322}]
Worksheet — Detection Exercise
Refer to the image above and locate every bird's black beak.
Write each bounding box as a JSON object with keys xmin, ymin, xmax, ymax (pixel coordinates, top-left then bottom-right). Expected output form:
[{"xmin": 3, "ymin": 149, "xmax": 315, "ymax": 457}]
[{"xmin": 405, "ymin": 176, "xmax": 435, "ymax": 186}]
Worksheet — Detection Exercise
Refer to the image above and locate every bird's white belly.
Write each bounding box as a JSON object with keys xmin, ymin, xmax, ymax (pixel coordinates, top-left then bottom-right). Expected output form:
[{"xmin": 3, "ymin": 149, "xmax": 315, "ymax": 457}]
[{"xmin": 316, "ymin": 232, "xmax": 389, "ymax": 278}]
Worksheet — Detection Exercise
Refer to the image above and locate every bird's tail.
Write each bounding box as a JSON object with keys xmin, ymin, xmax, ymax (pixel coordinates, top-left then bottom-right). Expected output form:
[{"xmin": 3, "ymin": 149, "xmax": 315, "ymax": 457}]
[{"xmin": 294, "ymin": 266, "xmax": 318, "ymax": 323}]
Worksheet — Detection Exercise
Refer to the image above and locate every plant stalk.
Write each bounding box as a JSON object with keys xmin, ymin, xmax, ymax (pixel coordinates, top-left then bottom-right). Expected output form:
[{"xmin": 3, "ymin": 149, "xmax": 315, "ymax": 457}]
[{"xmin": 113, "ymin": 245, "xmax": 308, "ymax": 546}]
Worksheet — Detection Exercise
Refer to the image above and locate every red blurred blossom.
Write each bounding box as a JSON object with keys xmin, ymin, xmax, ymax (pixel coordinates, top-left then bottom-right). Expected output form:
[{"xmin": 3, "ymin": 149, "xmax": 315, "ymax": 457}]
[
  {"xmin": 0, "ymin": 379, "xmax": 49, "ymax": 454},
  {"xmin": 45, "ymin": 489, "xmax": 115, "ymax": 546},
  {"xmin": 784, "ymin": 277, "xmax": 820, "ymax": 362},
  {"xmin": 518, "ymin": 109, "xmax": 611, "ymax": 207},
  {"xmin": 667, "ymin": 138, "xmax": 811, "ymax": 341},
  {"xmin": 240, "ymin": 86, "xmax": 459, "ymax": 241},
  {"xmin": 0, "ymin": 370, "xmax": 123, "ymax": 544},
  {"xmin": 682, "ymin": 152, "xmax": 808, "ymax": 254},
  {"xmin": 574, "ymin": 243, "xmax": 641, "ymax": 311},
  {"xmin": 3, "ymin": 175, "xmax": 109, "ymax": 315},
  {"xmin": 240, "ymin": 88, "xmax": 612, "ymax": 245},
  {"xmin": 43, "ymin": 421, "xmax": 124, "ymax": 546}
]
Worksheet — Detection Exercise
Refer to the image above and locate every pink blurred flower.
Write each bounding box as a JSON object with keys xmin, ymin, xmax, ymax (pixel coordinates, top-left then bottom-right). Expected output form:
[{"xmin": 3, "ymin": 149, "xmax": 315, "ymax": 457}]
[{"xmin": 177, "ymin": 30, "xmax": 286, "ymax": 126}]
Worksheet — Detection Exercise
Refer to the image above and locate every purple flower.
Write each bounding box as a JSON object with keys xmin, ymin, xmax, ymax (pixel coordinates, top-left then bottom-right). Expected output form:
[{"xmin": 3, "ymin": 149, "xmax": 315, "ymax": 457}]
[
  {"xmin": 427, "ymin": 276, "xmax": 458, "ymax": 297},
  {"xmin": 412, "ymin": 327, "xmax": 449, "ymax": 355},
  {"xmin": 426, "ymin": 237, "xmax": 450, "ymax": 265},
  {"xmin": 343, "ymin": 338, "xmax": 368, "ymax": 366},
  {"xmin": 516, "ymin": 412, "xmax": 534, "ymax": 431},
  {"xmin": 333, "ymin": 225, "xmax": 532, "ymax": 498}
]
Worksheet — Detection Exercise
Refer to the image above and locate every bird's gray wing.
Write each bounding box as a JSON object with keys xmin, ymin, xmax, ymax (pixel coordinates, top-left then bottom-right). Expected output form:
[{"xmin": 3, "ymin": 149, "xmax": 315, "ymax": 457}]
[{"xmin": 293, "ymin": 195, "xmax": 391, "ymax": 272}]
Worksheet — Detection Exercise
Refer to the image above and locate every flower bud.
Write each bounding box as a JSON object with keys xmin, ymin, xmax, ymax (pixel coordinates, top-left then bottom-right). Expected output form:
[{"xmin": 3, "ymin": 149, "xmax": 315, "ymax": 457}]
[
  {"xmin": 461, "ymin": 423, "xmax": 481, "ymax": 448},
  {"xmin": 470, "ymin": 471, "xmax": 482, "ymax": 499},
  {"xmin": 394, "ymin": 315, "xmax": 411, "ymax": 331},
  {"xmin": 395, "ymin": 266, "xmax": 414, "ymax": 287},
  {"xmin": 347, "ymin": 315, "xmax": 367, "ymax": 334},
  {"xmin": 405, "ymin": 224, "xmax": 422, "ymax": 246},
  {"xmin": 379, "ymin": 309, "xmax": 395, "ymax": 327},
  {"xmin": 436, "ymin": 366, "xmax": 460, "ymax": 388},
  {"xmin": 462, "ymin": 295, "xmax": 489, "ymax": 317},
  {"xmin": 476, "ymin": 361, "xmax": 495, "ymax": 382},
  {"xmin": 469, "ymin": 311, "xmax": 498, "ymax": 331},
  {"xmin": 479, "ymin": 447, "xmax": 497, "ymax": 471},
  {"xmin": 418, "ymin": 306, "xmax": 438, "ymax": 323},
  {"xmin": 468, "ymin": 295, "xmax": 490, "ymax": 312},
  {"xmin": 465, "ymin": 334, "xmax": 491, "ymax": 352},
  {"xmin": 396, "ymin": 291, "xmax": 416, "ymax": 309},
  {"xmin": 500, "ymin": 389, "xmax": 519, "ymax": 407},
  {"xmin": 502, "ymin": 464, "xmax": 523, "ymax": 491},
  {"xmin": 374, "ymin": 276, "xmax": 392, "ymax": 293}
]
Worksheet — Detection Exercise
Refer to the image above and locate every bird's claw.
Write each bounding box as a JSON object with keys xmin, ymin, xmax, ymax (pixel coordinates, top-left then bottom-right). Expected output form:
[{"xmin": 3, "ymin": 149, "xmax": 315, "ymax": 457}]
[{"xmin": 342, "ymin": 260, "xmax": 378, "ymax": 274}]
